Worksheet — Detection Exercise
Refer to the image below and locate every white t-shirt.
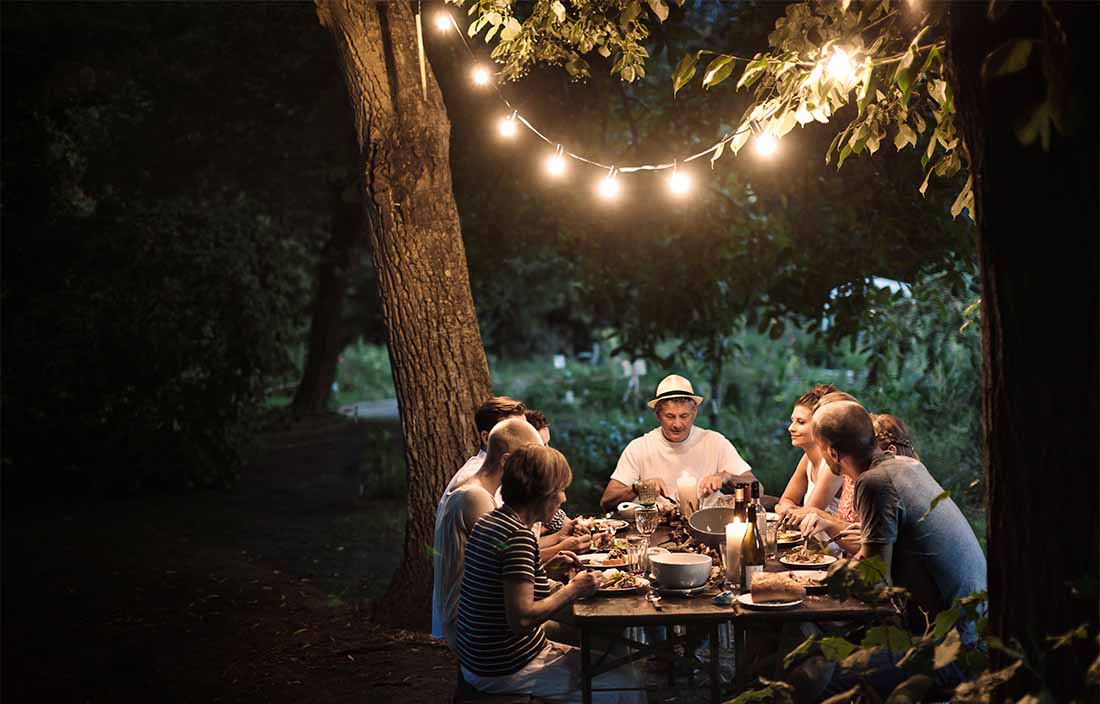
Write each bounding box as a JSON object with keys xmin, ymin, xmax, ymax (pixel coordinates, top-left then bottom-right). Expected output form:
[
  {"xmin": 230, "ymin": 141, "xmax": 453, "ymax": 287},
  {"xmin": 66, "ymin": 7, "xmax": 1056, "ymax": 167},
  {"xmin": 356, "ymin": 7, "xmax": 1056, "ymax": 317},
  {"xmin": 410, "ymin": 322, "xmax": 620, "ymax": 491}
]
[
  {"xmin": 431, "ymin": 481, "xmax": 496, "ymax": 643},
  {"xmin": 441, "ymin": 450, "xmax": 486, "ymax": 507},
  {"xmin": 610, "ymin": 426, "xmax": 751, "ymax": 505}
]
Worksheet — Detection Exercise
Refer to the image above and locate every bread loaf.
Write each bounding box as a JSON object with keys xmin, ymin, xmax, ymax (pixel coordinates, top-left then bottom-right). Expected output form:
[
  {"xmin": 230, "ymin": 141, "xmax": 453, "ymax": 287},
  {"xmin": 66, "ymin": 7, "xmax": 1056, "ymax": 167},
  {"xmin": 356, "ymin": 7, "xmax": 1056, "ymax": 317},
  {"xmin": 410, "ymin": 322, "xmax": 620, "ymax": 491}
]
[{"xmin": 749, "ymin": 572, "xmax": 806, "ymax": 603}]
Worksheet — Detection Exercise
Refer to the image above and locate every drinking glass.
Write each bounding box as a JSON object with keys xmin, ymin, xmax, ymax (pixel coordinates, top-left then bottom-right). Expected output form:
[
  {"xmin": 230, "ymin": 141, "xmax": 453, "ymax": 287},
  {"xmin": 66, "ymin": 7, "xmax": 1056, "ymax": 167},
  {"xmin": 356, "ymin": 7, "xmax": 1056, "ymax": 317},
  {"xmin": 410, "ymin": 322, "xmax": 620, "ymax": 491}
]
[
  {"xmin": 765, "ymin": 521, "xmax": 778, "ymax": 560},
  {"xmin": 626, "ymin": 535, "xmax": 648, "ymax": 575},
  {"xmin": 634, "ymin": 506, "xmax": 660, "ymax": 572},
  {"xmin": 636, "ymin": 480, "xmax": 659, "ymax": 506}
]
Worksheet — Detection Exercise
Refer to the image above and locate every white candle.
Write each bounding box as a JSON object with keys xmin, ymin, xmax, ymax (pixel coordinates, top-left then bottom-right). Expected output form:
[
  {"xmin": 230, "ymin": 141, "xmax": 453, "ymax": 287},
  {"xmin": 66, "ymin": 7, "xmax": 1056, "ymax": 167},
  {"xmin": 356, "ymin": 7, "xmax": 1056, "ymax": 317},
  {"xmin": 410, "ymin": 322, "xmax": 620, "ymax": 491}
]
[
  {"xmin": 676, "ymin": 472, "xmax": 699, "ymax": 518},
  {"xmin": 725, "ymin": 521, "xmax": 747, "ymax": 588}
]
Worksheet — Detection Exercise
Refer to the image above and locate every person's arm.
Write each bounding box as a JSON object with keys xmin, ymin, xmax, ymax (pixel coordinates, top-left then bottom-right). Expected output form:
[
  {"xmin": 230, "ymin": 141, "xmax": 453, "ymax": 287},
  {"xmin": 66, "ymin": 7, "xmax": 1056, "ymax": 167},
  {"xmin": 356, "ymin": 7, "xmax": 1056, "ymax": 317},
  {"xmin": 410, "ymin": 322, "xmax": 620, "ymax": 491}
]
[
  {"xmin": 502, "ymin": 571, "xmax": 600, "ymax": 635},
  {"xmin": 539, "ymin": 532, "xmax": 591, "ymax": 563},
  {"xmin": 776, "ymin": 454, "xmax": 811, "ymax": 515},
  {"xmin": 804, "ymin": 462, "xmax": 845, "ymax": 511}
]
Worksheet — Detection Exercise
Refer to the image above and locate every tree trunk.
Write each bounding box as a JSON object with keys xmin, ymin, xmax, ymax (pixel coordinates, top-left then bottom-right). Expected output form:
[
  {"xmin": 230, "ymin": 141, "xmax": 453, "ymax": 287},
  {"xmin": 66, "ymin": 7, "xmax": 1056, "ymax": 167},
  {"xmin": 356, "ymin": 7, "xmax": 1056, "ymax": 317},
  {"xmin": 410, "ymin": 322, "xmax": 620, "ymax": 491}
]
[
  {"xmin": 291, "ymin": 183, "xmax": 362, "ymax": 415},
  {"xmin": 316, "ymin": 0, "xmax": 492, "ymax": 629},
  {"xmin": 947, "ymin": 2, "xmax": 1098, "ymax": 697}
]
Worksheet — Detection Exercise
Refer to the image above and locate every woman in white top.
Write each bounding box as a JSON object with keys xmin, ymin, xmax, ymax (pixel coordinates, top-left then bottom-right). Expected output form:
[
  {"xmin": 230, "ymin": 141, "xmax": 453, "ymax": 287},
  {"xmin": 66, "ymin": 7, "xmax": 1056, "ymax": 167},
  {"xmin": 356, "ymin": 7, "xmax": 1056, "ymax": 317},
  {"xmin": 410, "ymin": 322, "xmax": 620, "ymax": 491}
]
[{"xmin": 775, "ymin": 384, "xmax": 846, "ymax": 520}]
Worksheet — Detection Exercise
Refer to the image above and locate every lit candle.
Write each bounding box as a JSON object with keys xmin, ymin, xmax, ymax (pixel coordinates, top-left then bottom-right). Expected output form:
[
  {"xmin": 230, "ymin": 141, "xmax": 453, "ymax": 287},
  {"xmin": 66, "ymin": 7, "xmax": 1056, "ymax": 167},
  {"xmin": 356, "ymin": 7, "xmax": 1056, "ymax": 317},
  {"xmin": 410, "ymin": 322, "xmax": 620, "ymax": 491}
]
[
  {"xmin": 725, "ymin": 520, "xmax": 747, "ymax": 589},
  {"xmin": 676, "ymin": 471, "xmax": 699, "ymax": 519}
]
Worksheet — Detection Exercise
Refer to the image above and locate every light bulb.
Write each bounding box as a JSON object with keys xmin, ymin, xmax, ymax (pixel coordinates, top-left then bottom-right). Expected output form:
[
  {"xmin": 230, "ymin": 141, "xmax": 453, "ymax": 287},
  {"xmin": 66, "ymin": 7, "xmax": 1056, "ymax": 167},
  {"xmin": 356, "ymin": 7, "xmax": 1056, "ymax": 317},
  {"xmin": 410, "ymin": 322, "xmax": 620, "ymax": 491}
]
[
  {"xmin": 597, "ymin": 175, "xmax": 621, "ymax": 200},
  {"xmin": 545, "ymin": 153, "xmax": 567, "ymax": 177},
  {"xmin": 498, "ymin": 116, "xmax": 517, "ymax": 138},
  {"xmin": 826, "ymin": 48, "xmax": 856, "ymax": 86},
  {"xmin": 471, "ymin": 66, "xmax": 491, "ymax": 87},
  {"xmin": 668, "ymin": 171, "xmax": 691, "ymax": 196},
  {"xmin": 753, "ymin": 133, "xmax": 779, "ymax": 158},
  {"xmin": 433, "ymin": 13, "xmax": 452, "ymax": 32}
]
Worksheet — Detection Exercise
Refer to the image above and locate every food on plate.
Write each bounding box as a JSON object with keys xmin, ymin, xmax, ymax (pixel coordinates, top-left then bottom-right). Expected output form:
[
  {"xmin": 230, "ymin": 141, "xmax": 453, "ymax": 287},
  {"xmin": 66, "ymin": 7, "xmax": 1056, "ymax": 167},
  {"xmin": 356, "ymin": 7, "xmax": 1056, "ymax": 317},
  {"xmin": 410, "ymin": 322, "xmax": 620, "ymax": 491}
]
[
  {"xmin": 777, "ymin": 529, "xmax": 803, "ymax": 543},
  {"xmin": 784, "ymin": 546, "xmax": 830, "ymax": 564},
  {"xmin": 593, "ymin": 546, "xmax": 627, "ymax": 567},
  {"xmin": 749, "ymin": 572, "xmax": 806, "ymax": 603},
  {"xmin": 600, "ymin": 569, "xmax": 643, "ymax": 590},
  {"xmin": 787, "ymin": 571, "xmax": 827, "ymax": 589},
  {"xmin": 591, "ymin": 531, "xmax": 616, "ymax": 551}
]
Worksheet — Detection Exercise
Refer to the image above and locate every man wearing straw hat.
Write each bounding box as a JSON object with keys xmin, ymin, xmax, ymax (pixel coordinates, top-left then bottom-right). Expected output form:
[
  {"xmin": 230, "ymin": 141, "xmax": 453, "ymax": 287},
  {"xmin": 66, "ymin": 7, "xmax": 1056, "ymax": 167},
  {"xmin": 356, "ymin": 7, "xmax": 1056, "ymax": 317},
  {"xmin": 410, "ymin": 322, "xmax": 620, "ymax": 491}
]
[{"xmin": 599, "ymin": 374, "xmax": 760, "ymax": 512}]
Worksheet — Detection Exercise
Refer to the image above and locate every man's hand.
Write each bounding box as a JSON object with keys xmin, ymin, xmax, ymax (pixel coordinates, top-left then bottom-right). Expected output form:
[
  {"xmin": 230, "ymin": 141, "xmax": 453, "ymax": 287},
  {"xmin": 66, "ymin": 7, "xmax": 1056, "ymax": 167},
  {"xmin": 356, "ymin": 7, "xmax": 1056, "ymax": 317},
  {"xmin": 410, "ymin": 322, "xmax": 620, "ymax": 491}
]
[
  {"xmin": 544, "ymin": 550, "xmax": 582, "ymax": 581},
  {"xmin": 834, "ymin": 524, "xmax": 862, "ymax": 556},
  {"xmin": 569, "ymin": 570, "xmax": 602, "ymax": 598},
  {"xmin": 560, "ymin": 532, "xmax": 592, "ymax": 554},
  {"xmin": 698, "ymin": 473, "xmax": 725, "ymax": 497},
  {"xmin": 797, "ymin": 511, "xmax": 829, "ymax": 538},
  {"xmin": 559, "ymin": 516, "xmax": 587, "ymax": 537}
]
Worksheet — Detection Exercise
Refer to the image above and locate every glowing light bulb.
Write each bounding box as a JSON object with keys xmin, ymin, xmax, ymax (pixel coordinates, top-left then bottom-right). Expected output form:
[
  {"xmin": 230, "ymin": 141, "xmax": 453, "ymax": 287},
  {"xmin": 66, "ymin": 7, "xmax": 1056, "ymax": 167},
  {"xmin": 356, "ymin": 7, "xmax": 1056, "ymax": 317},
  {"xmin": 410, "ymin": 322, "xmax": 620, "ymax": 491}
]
[
  {"xmin": 471, "ymin": 66, "xmax": 491, "ymax": 87},
  {"xmin": 498, "ymin": 116, "xmax": 517, "ymax": 138},
  {"xmin": 545, "ymin": 153, "xmax": 567, "ymax": 177},
  {"xmin": 754, "ymin": 133, "xmax": 779, "ymax": 158},
  {"xmin": 826, "ymin": 48, "xmax": 856, "ymax": 86},
  {"xmin": 668, "ymin": 171, "xmax": 691, "ymax": 196},
  {"xmin": 597, "ymin": 175, "xmax": 621, "ymax": 200},
  {"xmin": 433, "ymin": 13, "xmax": 452, "ymax": 32}
]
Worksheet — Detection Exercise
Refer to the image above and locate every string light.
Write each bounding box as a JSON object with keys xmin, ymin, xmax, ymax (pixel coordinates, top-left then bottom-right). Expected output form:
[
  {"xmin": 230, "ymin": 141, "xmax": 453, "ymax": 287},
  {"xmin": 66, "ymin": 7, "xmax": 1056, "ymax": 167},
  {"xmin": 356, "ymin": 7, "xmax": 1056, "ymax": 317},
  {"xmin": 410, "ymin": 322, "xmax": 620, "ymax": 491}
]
[
  {"xmin": 498, "ymin": 112, "xmax": 518, "ymax": 138},
  {"xmin": 597, "ymin": 168, "xmax": 621, "ymax": 200},
  {"xmin": 545, "ymin": 146, "xmax": 567, "ymax": 177},
  {"xmin": 433, "ymin": 12, "xmax": 452, "ymax": 32},
  {"xmin": 754, "ymin": 133, "xmax": 779, "ymax": 158},
  {"xmin": 471, "ymin": 65, "xmax": 492, "ymax": 87},
  {"xmin": 668, "ymin": 167, "xmax": 691, "ymax": 196},
  {"xmin": 826, "ymin": 48, "xmax": 856, "ymax": 86}
]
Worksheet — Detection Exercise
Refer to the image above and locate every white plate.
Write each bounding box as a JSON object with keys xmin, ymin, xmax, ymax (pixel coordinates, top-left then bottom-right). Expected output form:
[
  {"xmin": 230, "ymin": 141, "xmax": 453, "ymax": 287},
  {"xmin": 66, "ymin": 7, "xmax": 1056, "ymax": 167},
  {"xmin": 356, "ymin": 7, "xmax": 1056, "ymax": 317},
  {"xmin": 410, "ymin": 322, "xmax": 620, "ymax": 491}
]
[
  {"xmin": 578, "ymin": 552, "xmax": 628, "ymax": 568},
  {"xmin": 776, "ymin": 530, "xmax": 804, "ymax": 544},
  {"xmin": 598, "ymin": 576, "xmax": 650, "ymax": 595},
  {"xmin": 593, "ymin": 518, "xmax": 628, "ymax": 532},
  {"xmin": 646, "ymin": 546, "xmax": 670, "ymax": 556},
  {"xmin": 737, "ymin": 592, "xmax": 803, "ymax": 609},
  {"xmin": 787, "ymin": 570, "xmax": 829, "ymax": 591},
  {"xmin": 779, "ymin": 554, "xmax": 839, "ymax": 569}
]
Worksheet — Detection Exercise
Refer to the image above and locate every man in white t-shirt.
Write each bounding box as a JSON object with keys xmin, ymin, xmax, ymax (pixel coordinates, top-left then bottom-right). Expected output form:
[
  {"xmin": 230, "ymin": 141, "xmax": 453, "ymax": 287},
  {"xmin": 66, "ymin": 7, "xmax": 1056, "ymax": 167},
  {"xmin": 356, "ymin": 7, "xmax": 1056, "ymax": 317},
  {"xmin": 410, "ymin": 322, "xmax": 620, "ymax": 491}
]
[{"xmin": 599, "ymin": 374, "xmax": 761, "ymax": 512}]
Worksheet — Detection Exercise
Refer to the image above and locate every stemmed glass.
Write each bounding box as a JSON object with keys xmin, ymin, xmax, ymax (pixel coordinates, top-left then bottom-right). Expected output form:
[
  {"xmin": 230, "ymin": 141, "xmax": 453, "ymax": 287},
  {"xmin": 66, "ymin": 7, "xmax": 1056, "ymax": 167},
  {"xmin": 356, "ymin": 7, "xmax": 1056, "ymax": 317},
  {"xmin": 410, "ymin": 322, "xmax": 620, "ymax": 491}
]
[{"xmin": 634, "ymin": 506, "xmax": 660, "ymax": 575}]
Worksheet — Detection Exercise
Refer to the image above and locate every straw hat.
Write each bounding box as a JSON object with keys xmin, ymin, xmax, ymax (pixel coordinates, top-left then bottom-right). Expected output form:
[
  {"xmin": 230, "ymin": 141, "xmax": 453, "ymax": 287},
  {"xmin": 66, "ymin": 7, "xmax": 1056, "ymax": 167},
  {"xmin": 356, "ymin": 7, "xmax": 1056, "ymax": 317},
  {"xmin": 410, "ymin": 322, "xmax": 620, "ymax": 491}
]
[{"xmin": 647, "ymin": 374, "xmax": 704, "ymax": 409}]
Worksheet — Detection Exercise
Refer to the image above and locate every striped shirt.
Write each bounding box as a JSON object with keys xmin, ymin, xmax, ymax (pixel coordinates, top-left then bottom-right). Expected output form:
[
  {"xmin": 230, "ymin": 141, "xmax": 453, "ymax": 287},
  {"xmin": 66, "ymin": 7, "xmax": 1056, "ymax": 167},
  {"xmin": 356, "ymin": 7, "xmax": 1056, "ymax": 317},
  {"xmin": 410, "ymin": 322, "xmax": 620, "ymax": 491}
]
[{"xmin": 455, "ymin": 506, "xmax": 552, "ymax": 677}]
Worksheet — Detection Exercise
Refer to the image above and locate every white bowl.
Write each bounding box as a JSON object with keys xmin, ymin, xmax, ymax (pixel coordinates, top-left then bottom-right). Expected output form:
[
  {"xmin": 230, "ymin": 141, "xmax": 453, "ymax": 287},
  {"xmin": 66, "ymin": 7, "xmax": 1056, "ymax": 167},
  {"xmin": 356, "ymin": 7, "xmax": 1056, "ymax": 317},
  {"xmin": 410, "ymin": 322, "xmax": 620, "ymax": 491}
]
[{"xmin": 649, "ymin": 552, "xmax": 712, "ymax": 589}]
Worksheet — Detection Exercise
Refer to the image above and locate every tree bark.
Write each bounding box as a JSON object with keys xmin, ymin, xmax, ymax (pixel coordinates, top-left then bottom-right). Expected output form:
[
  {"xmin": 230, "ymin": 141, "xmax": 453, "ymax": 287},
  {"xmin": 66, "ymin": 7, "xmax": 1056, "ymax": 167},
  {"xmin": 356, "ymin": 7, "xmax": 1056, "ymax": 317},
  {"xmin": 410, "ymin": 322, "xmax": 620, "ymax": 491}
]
[
  {"xmin": 316, "ymin": 0, "xmax": 492, "ymax": 628},
  {"xmin": 947, "ymin": 2, "xmax": 1098, "ymax": 697},
  {"xmin": 291, "ymin": 183, "xmax": 362, "ymax": 415}
]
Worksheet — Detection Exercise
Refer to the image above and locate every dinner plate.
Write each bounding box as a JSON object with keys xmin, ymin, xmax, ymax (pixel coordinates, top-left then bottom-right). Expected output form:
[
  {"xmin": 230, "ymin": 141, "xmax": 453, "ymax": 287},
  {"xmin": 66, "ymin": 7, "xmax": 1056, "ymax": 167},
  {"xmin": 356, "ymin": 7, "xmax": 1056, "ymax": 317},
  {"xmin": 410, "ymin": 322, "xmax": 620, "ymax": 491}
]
[
  {"xmin": 653, "ymin": 583, "xmax": 709, "ymax": 597},
  {"xmin": 578, "ymin": 552, "xmax": 627, "ymax": 568},
  {"xmin": 779, "ymin": 554, "xmax": 839, "ymax": 569},
  {"xmin": 597, "ymin": 576, "xmax": 649, "ymax": 595},
  {"xmin": 787, "ymin": 570, "xmax": 829, "ymax": 593},
  {"xmin": 737, "ymin": 592, "xmax": 803, "ymax": 609},
  {"xmin": 593, "ymin": 518, "xmax": 628, "ymax": 532}
]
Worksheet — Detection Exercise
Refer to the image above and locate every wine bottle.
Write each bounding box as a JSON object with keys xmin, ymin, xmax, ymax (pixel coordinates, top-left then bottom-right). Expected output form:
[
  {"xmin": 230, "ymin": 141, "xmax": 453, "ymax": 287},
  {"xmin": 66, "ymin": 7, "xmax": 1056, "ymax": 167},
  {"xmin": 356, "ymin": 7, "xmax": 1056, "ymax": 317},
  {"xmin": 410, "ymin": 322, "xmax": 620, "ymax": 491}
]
[
  {"xmin": 732, "ymin": 483, "xmax": 747, "ymax": 522},
  {"xmin": 741, "ymin": 504, "xmax": 766, "ymax": 589},
  {"xmin": 750, "ymin": 481, "xmax": 767, "ymax": 543}
]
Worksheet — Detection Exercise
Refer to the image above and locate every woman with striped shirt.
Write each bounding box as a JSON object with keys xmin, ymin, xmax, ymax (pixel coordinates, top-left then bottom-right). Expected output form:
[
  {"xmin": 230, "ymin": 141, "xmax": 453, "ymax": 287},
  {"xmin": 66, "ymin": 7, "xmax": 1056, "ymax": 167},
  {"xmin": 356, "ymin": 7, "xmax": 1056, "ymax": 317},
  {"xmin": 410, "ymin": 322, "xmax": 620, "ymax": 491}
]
[{"xmin": 455, "ymin": 444, "xmax": 644, "ymax": 703}]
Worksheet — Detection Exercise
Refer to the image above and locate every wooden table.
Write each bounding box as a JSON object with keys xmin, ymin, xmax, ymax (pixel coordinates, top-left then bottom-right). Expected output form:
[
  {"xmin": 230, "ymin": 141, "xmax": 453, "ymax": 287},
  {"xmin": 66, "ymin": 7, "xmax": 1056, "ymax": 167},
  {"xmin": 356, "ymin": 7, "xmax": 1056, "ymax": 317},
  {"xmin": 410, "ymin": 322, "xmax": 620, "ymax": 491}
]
[{"xmin": 570, "ymin": 527, "xmax": 895, "ymax": 704}]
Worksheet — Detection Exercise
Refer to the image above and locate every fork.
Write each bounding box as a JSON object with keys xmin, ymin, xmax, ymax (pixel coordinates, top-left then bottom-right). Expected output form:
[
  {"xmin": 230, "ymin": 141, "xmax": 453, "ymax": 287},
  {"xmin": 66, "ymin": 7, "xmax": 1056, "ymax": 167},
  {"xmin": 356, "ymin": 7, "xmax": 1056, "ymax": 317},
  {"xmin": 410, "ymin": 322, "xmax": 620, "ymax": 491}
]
[{"xmin": 646, "ymin": 590, "xmax": 663, "ymax": 611}]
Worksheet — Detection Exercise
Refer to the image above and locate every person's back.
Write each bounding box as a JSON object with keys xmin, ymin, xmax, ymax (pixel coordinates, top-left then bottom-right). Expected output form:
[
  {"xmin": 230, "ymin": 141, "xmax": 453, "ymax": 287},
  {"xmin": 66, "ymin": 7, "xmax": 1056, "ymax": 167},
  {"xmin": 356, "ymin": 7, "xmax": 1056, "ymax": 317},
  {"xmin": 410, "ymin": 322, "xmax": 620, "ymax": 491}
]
[
  {"xmin": 856, "ymin": 455, "xmax": 987, "ymax": 641},
  {"xmin": 432, "ymin": 481, "xmax": 495, "ymax": 642}
]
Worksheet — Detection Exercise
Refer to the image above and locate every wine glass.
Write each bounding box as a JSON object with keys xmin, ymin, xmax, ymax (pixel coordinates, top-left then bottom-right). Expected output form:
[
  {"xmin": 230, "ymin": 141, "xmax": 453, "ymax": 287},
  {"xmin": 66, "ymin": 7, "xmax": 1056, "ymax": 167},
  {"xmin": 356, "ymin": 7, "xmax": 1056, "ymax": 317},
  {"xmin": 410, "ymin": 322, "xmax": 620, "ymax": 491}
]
[{"xmin": 634, "ymin": 506, "xmax": 660, "ymax": 574}]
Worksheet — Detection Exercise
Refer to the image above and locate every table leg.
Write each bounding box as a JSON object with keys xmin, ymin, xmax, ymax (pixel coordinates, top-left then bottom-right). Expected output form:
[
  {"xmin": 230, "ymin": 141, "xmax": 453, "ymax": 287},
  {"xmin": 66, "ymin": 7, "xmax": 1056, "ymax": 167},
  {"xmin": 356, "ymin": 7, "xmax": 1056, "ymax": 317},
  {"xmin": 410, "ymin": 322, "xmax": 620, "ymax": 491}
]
[
  {"xmin": 709, "ymin": 623, "xmax": 721, "ymax": 704},
  {"xmin": 581, "ymin": 626, "xmax": 592, "ymax": 704},
  {"xmin": 734, "ymin": 622, "xmax": 747, "ymax": 691}
]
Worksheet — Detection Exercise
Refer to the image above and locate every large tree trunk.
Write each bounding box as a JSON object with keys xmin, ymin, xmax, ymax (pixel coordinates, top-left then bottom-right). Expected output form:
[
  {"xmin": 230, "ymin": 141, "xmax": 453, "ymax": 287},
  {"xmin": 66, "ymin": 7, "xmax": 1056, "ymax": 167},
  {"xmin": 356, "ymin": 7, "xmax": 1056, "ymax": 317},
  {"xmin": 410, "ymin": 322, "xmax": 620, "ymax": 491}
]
[
  {"xmin": 291, "ymin": 183, "xmax": 362, "ymax": 415},
  {"xmin": 316, "ymin": 0, "xmax": 492, "ymax": 628},
  {"xmin": 947, "ymin": 2, "xmax": 1098, "ymax": 697}
]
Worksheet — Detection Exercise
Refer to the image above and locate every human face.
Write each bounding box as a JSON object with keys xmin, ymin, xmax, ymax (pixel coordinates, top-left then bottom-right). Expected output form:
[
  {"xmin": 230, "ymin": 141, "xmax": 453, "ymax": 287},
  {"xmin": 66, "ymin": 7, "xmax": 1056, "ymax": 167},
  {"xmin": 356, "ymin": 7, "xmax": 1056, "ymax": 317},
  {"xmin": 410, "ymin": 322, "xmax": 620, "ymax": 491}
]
[
  {"xmin": 788, "ymin": 405, "xmax": 814, "ymax": 449},
  {"xmin": 538, "ymin": 426, "xmax": 551, "ymax": 446},
  {"xmin": 542, "ymin": 487, "xmax": 567, "ymax": 523},
  {"xmin": 656, "ymin": 400, "xmax": 697, "ymax": 443}
]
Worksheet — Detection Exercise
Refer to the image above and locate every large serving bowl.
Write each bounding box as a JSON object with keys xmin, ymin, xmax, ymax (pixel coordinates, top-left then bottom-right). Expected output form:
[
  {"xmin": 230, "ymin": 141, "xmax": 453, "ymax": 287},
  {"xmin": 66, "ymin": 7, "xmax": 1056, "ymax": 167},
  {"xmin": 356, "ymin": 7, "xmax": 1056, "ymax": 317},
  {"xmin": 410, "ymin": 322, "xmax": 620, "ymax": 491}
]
[
  {"xmin": 687, "ymin": 507, "xmax": 738, "ymax": 548},
  {"xmin": 649, "ymin": 552, "xmax": 712, "ymax": 589}
]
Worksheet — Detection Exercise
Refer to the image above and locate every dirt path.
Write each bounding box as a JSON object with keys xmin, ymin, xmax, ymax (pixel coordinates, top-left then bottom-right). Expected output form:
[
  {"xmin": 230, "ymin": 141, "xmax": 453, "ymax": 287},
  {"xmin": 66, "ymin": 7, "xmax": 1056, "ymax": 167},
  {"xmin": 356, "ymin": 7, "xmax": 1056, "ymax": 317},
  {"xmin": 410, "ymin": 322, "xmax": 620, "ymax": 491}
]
[{"xmin": 4, "ymin": 415, "xmax": 456, "ymax": 703}]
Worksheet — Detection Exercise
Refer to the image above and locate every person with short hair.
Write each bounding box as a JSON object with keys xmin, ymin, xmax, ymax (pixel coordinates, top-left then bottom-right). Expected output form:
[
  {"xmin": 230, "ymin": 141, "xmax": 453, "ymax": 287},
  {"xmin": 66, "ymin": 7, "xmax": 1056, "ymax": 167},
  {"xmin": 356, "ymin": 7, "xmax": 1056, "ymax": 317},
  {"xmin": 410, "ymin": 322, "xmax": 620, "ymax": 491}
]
[
  {"xmin": 808, "ymin": 400, "xmax": 987, "ymax": 698},
  {"xmin": 439, "ymin": 396, "xmax": 526, "ymax": 505},
  {"xmin": 456, "ymin": 445, "xmax": 644, "ymax": 703},
  {"xmin": 431, "ymin": 417, "xmax": 541, "ymax": 645},
  {"xmin": 599, "ymin": 374, "xmax": 759, "ymax": 512}
]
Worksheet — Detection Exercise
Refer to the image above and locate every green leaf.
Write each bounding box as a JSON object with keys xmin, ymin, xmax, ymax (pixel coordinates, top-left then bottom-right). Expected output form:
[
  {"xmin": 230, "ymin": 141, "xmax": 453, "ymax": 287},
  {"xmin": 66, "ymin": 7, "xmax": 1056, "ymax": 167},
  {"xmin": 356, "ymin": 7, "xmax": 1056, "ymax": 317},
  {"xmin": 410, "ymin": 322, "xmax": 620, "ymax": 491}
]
[
  {"xmin": 896, "ymin": 68, "xmax": 912, "ymax": 105},
  {"xmin": 894, "ymin": 123, "xmax": 917, "ymax": 150},
  {"xmin": 952, "ymin": 659, "xmax": 1023, "ymax": 702},
  {"xmin": 862, "ymin": 625, "xmax": 912, "ymax": 654},
  {"xmin": 885, "ymin": 674, "xmax": 933, "ymax": 703},
  {"xmin": 620, "ymin": 0, "xmax": 641, "ymax": 27},
  {"xmin": 820, "ymin": 636, "xmax": 857, "ymax": 662},
  {"xmin": 918, "ymin": 489, "xmax": 951, "ymax": 523},
  {"xmin": 647, "ymin": 0, "xmax": 669, "ymax": 22},
  {"xmin": 783, "ymin": 633, "xmax": 818, "ymax": 670},
  {"xmin": 933, "ymin": 628, "xmax": 961, "ymax": 670},
  {"xmin": 933, "ymin": 607, "xmax": 960, "ymax": 640},
  {"xmin": 622, "ymin": 65, "xmax": 635, "ymax": 82},
  {"xmin": 672, "ymin": 52, "xmax": 698, "ymax": 96},
  {"xmin": 950, "ymin": 176, "xmax": 974, "ymax": 220},
  {"xmin": 1015, "ymin": 100, "xmax": 1052, "ymax": 150},
  {"xmin": 837, "ymin": 144, "xmax": 852, "ymax": 168},
  {"xmin": 841, "ymin": 645, "xmax": 884, "ymax": 670},
  {"xmin": 702, "ymin": 55, "xmax": 735, "ymax": 89},
  {"xmin": 918, "ymin": 45, "xmax": 941, "ymax": 78},
  {"xmin": 984, "ymin": 635, "xmax": 1025, "ymax": 660},
  {"xmin": 987, "ymin": 39, "xmax": 1036, "ymax": 78},
  {"xmin": 854, "ymin": 555, "xmax": 888, "ymax": 585},
  {"xmin": 486, "ymin": 11, "xmax": 502, "ymax": 26},
  {"xmin": 500, "ymin": 17, "xmax": 522, "ymax": 42},
  {"xmin": 736, "ymin": 56, "xmax": 769, "ymax": 90}
]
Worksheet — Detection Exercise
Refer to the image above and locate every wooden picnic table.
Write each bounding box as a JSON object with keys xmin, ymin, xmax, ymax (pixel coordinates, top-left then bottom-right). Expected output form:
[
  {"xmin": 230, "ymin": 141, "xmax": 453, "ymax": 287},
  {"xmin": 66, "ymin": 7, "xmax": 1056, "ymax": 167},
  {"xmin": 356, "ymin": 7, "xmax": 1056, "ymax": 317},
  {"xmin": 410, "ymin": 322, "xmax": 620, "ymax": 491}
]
[{"xmin": 570, "ymin": 523, "xmax": 895, "ymax": 704}]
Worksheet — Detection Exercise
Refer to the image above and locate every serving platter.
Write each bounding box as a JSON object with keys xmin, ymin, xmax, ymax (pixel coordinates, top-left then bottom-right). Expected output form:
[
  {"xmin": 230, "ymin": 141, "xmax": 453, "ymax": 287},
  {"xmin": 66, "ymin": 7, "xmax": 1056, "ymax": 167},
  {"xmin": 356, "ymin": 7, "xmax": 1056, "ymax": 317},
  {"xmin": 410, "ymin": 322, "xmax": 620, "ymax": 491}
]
[{"xmin": 736, "ymin": 592, "xmax": 803, "ymax": 609}]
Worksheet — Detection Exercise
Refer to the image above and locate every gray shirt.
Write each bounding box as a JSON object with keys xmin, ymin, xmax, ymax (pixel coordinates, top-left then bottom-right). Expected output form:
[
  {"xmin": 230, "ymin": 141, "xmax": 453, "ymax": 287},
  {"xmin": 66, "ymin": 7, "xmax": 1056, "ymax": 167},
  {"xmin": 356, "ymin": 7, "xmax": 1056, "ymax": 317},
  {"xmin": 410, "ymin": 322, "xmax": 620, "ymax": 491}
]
[{"xmin": 856, "ymin": 455, "xmax": 987, "ymax": 643}]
